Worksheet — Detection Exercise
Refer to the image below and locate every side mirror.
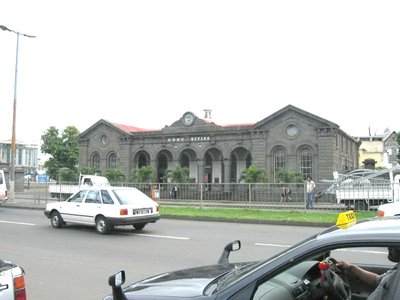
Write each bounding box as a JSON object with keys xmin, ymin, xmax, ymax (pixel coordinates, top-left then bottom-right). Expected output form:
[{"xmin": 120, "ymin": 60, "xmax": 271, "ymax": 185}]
[
  {"xmin": 218, "ymin": 240, "xmax": 241, "ymax": 265},
  {"xmin": 108, "ymin": 271, "xmax": 126, "ymax": 300}
]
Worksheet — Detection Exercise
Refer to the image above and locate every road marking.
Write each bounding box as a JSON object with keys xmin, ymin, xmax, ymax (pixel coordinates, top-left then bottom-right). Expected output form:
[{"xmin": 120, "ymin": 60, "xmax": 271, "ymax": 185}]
[
  {"xmin": 255, "ymin": 243, "xmax": 387, "ymax": 255},
  {"xmin": 0, "ymin": 220, "xmax": 35, "ymax": 226},
  {"xmin": 136, "ymin": 233, "xmax": 189, "ymax": 240}
]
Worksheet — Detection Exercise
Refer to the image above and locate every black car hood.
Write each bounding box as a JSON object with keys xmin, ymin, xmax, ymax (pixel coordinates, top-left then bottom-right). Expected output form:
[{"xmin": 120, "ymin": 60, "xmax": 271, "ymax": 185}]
[{"xmin": 121, "ymin": 263, "xmax": 244, "ymax": 298}]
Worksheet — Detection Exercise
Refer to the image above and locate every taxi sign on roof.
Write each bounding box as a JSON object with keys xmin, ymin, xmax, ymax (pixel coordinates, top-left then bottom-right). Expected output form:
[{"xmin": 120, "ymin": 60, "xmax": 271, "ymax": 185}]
[{"xmin": 336, "ymin": 210, "xmax": 357, "ymax": 229}]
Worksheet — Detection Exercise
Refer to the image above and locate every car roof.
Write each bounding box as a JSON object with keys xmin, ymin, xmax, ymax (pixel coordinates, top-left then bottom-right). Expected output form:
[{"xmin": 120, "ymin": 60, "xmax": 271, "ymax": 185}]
[
  {"xmin": 84, "ymin": 186, "xmax": 139, "ymax": 191},
  {"xmin": 314, "ymin": 216, "xmax": 400, "ymax": 244}
]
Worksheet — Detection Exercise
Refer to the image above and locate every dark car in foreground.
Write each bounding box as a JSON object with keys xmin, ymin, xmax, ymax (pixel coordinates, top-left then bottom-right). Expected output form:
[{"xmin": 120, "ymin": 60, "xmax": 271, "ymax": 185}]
[{"xmin": 105, "ymin": 212, "xmax": 400, "ymax": 299}]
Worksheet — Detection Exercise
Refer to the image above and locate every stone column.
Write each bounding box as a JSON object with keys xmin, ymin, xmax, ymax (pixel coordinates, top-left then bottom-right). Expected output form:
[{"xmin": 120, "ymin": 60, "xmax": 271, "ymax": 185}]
[
  {"xmin": 224, "ymin": 160, "xmax": 231, "ymax": 183},
  {"xmin": 197, "ymin": 160, "xmax": 205, "ymax": 183}
]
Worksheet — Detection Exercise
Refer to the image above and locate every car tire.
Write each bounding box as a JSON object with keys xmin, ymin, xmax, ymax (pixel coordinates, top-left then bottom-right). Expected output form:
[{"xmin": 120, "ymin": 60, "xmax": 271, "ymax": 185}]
[
  {"xmin": 95, "ymin": 216, "xmax": 110, "ymax": 234},
  {"xmin": 355, "ymin": 201, "xmax": 367, "ymax": 211},
  {"xmin": 133, "ymin": 223, "xmax": 146, "ymax": 231},
  {"xmin": 51, "ymin": 211, "xmax": 63, "ymax": 228}
]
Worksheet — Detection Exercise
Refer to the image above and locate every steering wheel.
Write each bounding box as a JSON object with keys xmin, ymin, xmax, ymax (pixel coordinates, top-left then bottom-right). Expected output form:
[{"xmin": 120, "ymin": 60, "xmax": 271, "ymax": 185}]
[{"xmin": 324, "ymin": 257, "xmax": 352, "ymax": 300}]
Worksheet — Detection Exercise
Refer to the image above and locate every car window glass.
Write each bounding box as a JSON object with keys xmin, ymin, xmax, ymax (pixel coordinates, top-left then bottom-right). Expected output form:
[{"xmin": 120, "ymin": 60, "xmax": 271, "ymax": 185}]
[
  {"xmin": 68, "ymin": 190, "xmax": 87, "ymax": 203},
  {"xmin": 113, "ymin": 188, "xmax": 149, "ymax": 205},
  {"xmin": 85, "ymin": 190, "xmax": 101, "ymax": 204},
  {"xmin": 101, "ymin": 190, "xmax": 114, "ymax": 204},
  {"xmin": 83, "ymin": 178, "xmax": 93, "ymax": 186},
  {"xmin": 251, "ymin": 246, "xmax": 397, "ymax": 300},
  {"xmin": 330, "ymin": 247, "xmax": 395, "ymax": 267}
]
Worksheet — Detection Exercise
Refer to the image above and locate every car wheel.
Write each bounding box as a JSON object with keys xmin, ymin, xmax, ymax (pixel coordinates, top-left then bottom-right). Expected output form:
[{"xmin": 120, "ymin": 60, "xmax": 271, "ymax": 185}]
[
  {"xmin": 355, "ymin": 201, "xmax": 366, "ymax": 211},
  {"xmin": 133, "ymin": 223, "xmax": 146, "ymax": 231},
  {"xmin": 51, "ymin": 211, "xmax": 63, "ymax": 228},
  {"xmin": 95, "ymin": 216, "xmax": 109, "ymax": 234}
]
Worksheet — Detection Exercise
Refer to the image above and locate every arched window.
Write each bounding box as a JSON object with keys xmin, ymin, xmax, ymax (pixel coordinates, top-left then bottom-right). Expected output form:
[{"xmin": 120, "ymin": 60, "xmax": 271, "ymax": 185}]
[
  {"xmin": 107, "ymin": 152, "xmax": 117, "ymax": 169},
  {"xmin": 300, "ymin": 148, "xmax": 312, "ymax": 180},
  {"xmin": 138, "ymin": 154, "xmax": 147, "ymax": 168},
  {"xmin": 273, "ymin": 147, "xmax": 286, "ymax": 182},
  {"xmin": 91, "ymin": 152, "xmax": 100, "ymax": 169}
]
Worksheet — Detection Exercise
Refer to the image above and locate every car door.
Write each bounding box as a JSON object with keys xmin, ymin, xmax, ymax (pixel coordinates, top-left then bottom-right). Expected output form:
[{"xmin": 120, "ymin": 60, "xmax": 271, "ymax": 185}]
[
  {"xmin": 78, "ymin": 189, "xmax": 104, "ymax": 225},
  {"xmin": 60, "ymin": 190, "xmax": 87, "ymax": 223}
]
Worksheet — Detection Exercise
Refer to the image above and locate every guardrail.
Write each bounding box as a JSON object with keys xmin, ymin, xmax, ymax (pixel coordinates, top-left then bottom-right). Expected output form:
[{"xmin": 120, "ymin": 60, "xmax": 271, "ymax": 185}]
[
  {"xmin": 19, "ymin": 180, "xmax": 396, "ymax": 211},
  {"xmin": 18, "ymin": 181, "xmax": 356, "ymax": 211}
]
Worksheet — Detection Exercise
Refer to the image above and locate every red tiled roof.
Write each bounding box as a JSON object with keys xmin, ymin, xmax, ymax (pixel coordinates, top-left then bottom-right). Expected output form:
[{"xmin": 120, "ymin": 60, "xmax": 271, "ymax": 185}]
[{"xmin": 112, "ymin": 122, "xmax": 154, "ymax": 133}]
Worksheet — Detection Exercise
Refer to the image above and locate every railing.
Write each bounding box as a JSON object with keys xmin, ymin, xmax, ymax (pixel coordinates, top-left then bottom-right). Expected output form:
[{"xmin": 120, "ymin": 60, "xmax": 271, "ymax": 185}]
[{"xmin": 21, "ymin": 181, "xmax": 397, "ymax": 211}]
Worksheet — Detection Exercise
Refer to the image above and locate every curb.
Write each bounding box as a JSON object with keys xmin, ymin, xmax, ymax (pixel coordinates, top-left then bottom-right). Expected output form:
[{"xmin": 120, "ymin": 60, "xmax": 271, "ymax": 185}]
[
  {"xmin": 160, "ymin": 214, "xmax": 333, "ymax": 227},
  {"xmin": 1, "ymin": 203, "xmax": 334, "ymax": 228}
]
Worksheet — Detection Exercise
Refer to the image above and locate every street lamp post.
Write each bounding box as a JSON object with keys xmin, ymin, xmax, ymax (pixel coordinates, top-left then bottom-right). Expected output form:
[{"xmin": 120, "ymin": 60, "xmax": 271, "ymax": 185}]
[{"xmin": 0, "ymin": 25, "xmax": 36, "ymax": 201}]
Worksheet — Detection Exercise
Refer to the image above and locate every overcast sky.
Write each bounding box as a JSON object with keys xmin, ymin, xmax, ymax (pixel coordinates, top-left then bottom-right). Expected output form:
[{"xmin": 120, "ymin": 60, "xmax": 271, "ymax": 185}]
[{"xmin": 1, "ymin": 0, "xmax": 399, "ymax": 145}]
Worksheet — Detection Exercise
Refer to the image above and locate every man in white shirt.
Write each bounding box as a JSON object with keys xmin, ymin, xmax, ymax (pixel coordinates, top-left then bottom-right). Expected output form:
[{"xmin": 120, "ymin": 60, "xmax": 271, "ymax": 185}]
[{"xmin": 306, "ymin": 175, "xmax": 316, "ymax": 209}]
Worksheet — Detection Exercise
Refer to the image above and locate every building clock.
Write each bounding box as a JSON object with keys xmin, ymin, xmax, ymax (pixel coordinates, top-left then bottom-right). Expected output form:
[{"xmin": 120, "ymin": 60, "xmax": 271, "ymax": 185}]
[{"xmin": 183, "ymin": 113, "xmax": 194, "ymax": 126}]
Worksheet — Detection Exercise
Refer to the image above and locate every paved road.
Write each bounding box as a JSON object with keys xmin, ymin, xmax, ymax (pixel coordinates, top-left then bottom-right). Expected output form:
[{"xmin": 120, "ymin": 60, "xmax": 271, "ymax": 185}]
[
  {"xmin": 0, "ymin": 207, "xmax": 326, "ymax": 299},
  {"xmin": 0, "ymin": 207, "xmax": 388, "ymax": 300}
]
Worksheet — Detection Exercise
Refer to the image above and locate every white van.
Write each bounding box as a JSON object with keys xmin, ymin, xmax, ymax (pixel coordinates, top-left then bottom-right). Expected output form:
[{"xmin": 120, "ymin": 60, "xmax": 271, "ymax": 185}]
[{"xmin": 0, "ymin": 170, "xmax": 8, "ymax": 202}]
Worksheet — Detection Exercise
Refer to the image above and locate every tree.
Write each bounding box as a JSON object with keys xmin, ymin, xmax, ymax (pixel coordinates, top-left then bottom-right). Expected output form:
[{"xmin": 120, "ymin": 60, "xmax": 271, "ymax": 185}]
[
  {"xmin": 41, "ymin": 126, "xmax": 79, "ymax": 180},
  {"xmin": 58, "ymin": 167, "xmax": 78, "ymax": 182},
  {"xmin": 240, "ymin": 166, "xmax": 267, "ymax": 183},
  {"xmin": 80, "ymin": 167, "xmax": 101, "ymax": 175},
  {"xmin": 276, "ymin": 170, "xmax": 303, "ymax": 183},
  {"xmin": 131, "ymin": 165, "xmax": 156, "ymax": 183},
  {"xmin": 166, "ymin": 166, "xmax": 190, "ymax": 183},
  {"xmin": 397, "ymin": 133, "xmax": 400, "ymax": 164},
  {"xmin": 105, "ymin": 169, "xmax": 125, "ymax": 183}
]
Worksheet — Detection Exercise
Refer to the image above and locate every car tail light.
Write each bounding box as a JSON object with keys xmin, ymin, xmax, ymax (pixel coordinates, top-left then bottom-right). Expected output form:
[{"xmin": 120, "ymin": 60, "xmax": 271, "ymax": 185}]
[
  {"xmin": 14, "ymin": 275, "xmax": 26, "ymax": 300},
  {"xmin": 120, "ymin": 209, "xmax": 128, "ymax": 216},
  {"xmin": 156, "ymin": 205, "xmax": 160, "ymax": 212},
  {"xmin": 378, "ymin": 210, "xmax": 385, "ymax": 218}
]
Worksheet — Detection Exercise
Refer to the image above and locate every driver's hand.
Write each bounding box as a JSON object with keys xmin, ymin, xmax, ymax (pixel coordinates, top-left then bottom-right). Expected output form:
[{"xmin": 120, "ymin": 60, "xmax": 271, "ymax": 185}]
[{"xmin": 336, "ymin": 260, "xmax": 352, "ymax": 270}]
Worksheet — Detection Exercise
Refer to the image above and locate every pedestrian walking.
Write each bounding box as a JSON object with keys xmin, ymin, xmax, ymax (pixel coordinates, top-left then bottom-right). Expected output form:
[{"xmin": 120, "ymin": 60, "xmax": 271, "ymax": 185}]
[{"xmin": 306, "ymin": 176, "xmax": 316, "ymax": 209}]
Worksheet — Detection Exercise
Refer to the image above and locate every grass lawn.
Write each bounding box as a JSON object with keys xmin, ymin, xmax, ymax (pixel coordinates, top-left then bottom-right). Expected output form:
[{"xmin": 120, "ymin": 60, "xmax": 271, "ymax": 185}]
[{"xmin": 160, "ymin": 206, "xmax": 377, "ymax": 224}]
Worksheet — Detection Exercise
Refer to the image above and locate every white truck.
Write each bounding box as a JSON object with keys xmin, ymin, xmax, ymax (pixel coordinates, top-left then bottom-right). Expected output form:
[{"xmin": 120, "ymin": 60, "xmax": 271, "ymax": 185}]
[
  {"xmin": 0, "ymin": 259, "xmax": 26, "ymax": 300},
  {"xmin": 48, "ymin": 174, "xmax": 111, "ymax": 200},
  {"xmin": 330, "ymin": 166, "xmax": 400, "ymax": 210},
  {"xmin": 0, "ymin": 170, "xmax": 8, "ymax": 203}
]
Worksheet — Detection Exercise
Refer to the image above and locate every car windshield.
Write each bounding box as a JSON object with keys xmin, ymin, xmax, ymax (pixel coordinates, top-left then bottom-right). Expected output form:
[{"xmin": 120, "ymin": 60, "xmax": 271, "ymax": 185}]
[{"xmin": 112, "ymin": 188, "xmax": 149, "ymax": 205}]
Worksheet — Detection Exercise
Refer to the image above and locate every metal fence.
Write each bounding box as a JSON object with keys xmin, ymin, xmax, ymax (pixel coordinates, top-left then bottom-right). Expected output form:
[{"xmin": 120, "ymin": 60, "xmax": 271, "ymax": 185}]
[{"xmin": 22, "ymin": 181, "xmax": 361, "ymax": 211}]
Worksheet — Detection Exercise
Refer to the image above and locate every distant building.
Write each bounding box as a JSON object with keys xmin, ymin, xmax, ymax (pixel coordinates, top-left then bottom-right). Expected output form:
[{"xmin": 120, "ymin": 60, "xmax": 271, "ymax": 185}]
[
  {"xmin": 78, "ymin": 105, "xmax": 360, "ymax": 183},
  {"xmin": 0, "ymin": 139, "xmax": 39, "ymax": 174},
  {"xmin": 356, "ymin": 130, "xmax": 399, "ymax": 169}
]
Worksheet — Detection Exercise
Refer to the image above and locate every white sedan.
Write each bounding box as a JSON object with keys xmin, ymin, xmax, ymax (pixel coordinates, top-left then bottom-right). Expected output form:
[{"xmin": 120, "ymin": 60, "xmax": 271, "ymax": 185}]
[
  {"xmin": 44, "ymin": 186, "xmax": 160, "ymax": 234},
  {"xmin": 377, "ymin": 201, "xmax": 400, "ymax": 217}
]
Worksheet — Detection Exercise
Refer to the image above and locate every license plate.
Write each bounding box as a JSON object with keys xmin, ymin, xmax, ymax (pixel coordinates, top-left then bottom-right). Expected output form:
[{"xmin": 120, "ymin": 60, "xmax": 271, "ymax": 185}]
[{"xmin": 133, "ymin": 208, "xmax": 151, "ymax": 215}]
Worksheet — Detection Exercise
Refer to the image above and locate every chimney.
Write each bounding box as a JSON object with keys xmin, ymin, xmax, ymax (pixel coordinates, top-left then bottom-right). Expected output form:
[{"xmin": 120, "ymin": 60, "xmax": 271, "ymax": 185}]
[{"xmin": 203, "ymin": 109, "xmax": 212, "ymax": 119}]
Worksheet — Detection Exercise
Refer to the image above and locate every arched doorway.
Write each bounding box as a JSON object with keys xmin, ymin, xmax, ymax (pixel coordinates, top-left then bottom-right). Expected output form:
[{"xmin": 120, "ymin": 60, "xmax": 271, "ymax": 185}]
[
  {"xmin": 133, "ymin": 151, "xmax": 151, "ymax": 169},
  {"xmin": 204, "ymin": 148, "xmax": 223, "ymax": 184},
  {"xmin": 156, "ymin": 150, "xmax": 173, "ymax": 182},
  {"xmin": 179, "ymin": 149, "xmax": 198, "ymax": 182},
  {"xmin": 230, "ymin": 147, "xmax": 252, "ymax": 182}
]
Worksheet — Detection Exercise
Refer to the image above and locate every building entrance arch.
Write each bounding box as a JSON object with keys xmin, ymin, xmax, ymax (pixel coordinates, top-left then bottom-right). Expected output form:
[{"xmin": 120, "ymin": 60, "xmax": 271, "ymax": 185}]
[
  {"xmin": 179, "ymin": 149, "xmax": 198, "ymax": 182},
  {"xmin": 230, "ymin": 147, "xmax": 252, "ymax": 182},
  {"xmin": 204, "ymin": 148, "xmax": 223, "ymax": 184},
  {"xmin": 133, "ymin": 151, "xmax": 150, "ymax": 169},
  {"xmin": 156, "ymin": 150, "xmax": 173, "ymax": 182}
]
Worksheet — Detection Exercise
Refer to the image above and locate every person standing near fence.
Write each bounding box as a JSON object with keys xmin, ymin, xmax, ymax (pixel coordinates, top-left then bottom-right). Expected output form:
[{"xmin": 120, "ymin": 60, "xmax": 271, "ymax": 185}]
[{"xmin": 306, "ymin": 176, "xmax": 316, "ymax": 209}]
